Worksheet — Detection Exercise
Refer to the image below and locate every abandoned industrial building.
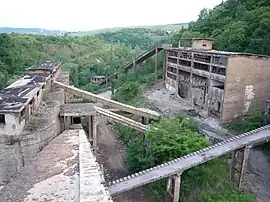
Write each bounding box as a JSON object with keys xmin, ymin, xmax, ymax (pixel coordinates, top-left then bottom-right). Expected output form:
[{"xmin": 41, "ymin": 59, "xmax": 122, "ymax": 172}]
[
  {"xmin": 2, "ymin": 38, "xmax": 270, "ymax": 201},
  {"xmin": 164, "ymin": 38, "xmax": 270, "ymax": 123}
]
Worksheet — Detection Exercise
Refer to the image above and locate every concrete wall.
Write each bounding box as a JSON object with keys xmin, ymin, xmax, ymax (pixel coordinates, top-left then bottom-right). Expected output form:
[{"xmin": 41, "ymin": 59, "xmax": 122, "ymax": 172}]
[
  {"xmin": 192, "ymin": 40, "xmax": 213, "ymax": 50},
  {"xmin": 222, "ymin": 56, "xmax": 270, "ymax": 123},
  {"xmin": 165, "ymin": 77, "xmax": 177, "ymax": 93},
  {"xmin": 0, "ymin": 113, "xmax": 26, "ymax": 137},
  {"xmin": 0, "ymin": 98, "xmax": 61, "ymax": 184},
  {"xmin": 48, "ymin": 87, "xmax": 65, "ymax": 105},
  {"xmin": 0, "ymin": 69, "xmax": 67, "ymax": 184}
]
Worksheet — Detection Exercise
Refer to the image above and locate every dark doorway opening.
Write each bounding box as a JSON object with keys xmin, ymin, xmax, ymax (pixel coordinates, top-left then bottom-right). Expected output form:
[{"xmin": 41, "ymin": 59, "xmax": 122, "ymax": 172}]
[{"xmin": 73, "ymin": 117, "xmax": 81, "ymax": 124}]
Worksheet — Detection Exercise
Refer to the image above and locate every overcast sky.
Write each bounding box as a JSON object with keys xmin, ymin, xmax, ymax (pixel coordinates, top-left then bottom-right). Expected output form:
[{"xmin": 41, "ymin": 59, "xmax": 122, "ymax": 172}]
[{"xmin": 0, "ymin": 0, "xmax": 223, "ymax": 31}]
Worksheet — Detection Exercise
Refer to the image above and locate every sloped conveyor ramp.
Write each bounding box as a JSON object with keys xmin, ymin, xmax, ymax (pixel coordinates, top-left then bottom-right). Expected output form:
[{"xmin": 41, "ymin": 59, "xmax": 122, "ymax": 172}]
[{"xmin": 108, "ymin": 125, "xmax": 270, "ymax": 195}]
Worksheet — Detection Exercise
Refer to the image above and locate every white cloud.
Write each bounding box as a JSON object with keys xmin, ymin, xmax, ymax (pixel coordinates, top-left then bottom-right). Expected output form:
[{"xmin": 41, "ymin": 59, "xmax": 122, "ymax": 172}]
[{"xmin": 0, "ymin": 0, "xmax": 222, "ymax": 31}]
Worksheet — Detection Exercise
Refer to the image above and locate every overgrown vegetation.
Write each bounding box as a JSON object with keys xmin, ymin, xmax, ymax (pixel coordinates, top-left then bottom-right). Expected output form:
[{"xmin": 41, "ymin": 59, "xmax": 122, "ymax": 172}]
[
  {"xmin": 98, "ymin": 28, "xmax": 169, "ymax": 50},
  {"xmin": 115, "ymin": 117, "xmax": 255, "ymax": 202},
  {"xmin": 229, "ymin": 111, "xmax": 264, "ymax": 133},
  {"xmin": 0, "ymin": 33, "xmax": 137, "ymax": 90},
  {"xmin": 1, "ymin": 1, "xmax": 268, "ymax": 201},
  {"xmin": 170, "ymin": 0, "xmax": 270, "ymax": 55}
]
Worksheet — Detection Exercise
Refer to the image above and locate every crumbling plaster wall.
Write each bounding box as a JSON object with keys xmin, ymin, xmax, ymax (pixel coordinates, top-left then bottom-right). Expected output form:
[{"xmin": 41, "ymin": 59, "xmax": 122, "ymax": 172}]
[
  {"xmin": 222, "ymin": 56, "xmax": 270, "ymax": 123},
  {"xmin": 165, "ymin": 77, "xmax": 178, "ymax": 93}
]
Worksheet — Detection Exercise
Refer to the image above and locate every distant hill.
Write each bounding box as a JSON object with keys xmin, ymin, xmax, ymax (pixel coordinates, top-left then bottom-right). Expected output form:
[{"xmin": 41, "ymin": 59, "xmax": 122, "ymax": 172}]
[
  {"xmin": 70, "ymin": 23, "xmax": 189, "ymax": 36},
  {"xmin": 0, "ymin": 27, "xmax": 66, "ymax": 35}
]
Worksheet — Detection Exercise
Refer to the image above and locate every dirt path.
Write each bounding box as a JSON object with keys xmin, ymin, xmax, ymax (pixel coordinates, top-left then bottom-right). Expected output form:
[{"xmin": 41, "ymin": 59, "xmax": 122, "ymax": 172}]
[
  {"xmin": 96, "ymin": 123, "xmax": 150, "ymax": 202},
  {"xmin": 247, "ymin": 146, "xmax": 270, "ymax": 202}
]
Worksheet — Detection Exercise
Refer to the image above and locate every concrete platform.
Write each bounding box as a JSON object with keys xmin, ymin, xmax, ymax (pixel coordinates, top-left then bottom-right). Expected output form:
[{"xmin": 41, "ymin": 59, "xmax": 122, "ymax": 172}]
[{"xmin": 0, "ymin": 127, "xmax": 112, "ymax": 202}]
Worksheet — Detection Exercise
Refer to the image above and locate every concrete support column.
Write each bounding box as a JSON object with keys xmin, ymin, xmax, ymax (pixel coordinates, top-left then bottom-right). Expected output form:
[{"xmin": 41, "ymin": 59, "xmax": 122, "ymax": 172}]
[
  {"xmin": 203, "ymin": 55, "xmax": 213, "ymax": 118},
  {"xmin": 163, "ymin": 50, "xmax": 167, "ymax": 81},
  {"xmin": 141, "ymin": 116, "xmax": 149, "ymax": 125},
  {"xmin": 188, "ymin": 53, "xmax": 194, "ymax": 106},
  {"xmin": 155, "ymin": 46, "xmax": 158, "ymax": 84},
  {"xmin": 165, "ymin": 173, "xmax": 182, "ymax": 202},
  {"xmin": 88, "ymin": 115, "xmax": 93, "ymax": 142},
  {"xmin": 142, "ymin": 116, "xmax": 149, "ymax": 155},
  {"xmin": 164, "ymin": 50, "xmax": 167, "ymax": 81},
  {"xmin": 92, "ymin": 113, "xmax": 98, "ymax": 150},
  {"xmin": 64, "ymin": 116, "xmax": 70, "ymax": 130},
  {"xmin": 133, "ymin": 59, "xmax": 136, "ymax": 69},
  {"xmin": 230, "ymin": 146, "xmax": 251, "ymax": 191}
]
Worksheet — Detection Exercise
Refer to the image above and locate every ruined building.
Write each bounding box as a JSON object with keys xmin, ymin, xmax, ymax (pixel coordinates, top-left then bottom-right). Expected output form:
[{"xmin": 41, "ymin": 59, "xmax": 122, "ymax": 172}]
[
  {"xmin": 164, "ymin": 38, "xmax": 270, "ymax": 123},
  {"xmin": 0, "ymin": 61, "xmax": 68, "ymax": 183}
]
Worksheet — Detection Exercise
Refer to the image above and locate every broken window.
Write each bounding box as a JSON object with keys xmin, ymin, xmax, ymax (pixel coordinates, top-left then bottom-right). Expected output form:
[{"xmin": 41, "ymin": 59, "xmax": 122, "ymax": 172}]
[{"xmin": 0, "ymin": 114, "xmax": 5, "ymax": 124}]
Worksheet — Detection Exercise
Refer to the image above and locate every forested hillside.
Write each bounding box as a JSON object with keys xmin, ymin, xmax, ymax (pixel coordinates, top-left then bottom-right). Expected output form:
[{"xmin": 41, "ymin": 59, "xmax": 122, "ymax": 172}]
[
  {"xmin": 0, "ymin": 34, "xmax": 137, "ymax": 89},
  {"xmin": 171, "ymin": 0, "xmax": 270, "ymax": 55},
  {"xmin": 98, "ymin": 28, "xmax": 169, "ymax": 50}
]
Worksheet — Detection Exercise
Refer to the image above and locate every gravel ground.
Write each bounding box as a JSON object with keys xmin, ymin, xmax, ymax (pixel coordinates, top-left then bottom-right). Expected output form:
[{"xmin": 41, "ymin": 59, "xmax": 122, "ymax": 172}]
[
  {"xmin": 145, "ymin": 82, "xmax": 270, "ymax": 202},
  {"xmin": 0, "ymin": 130, "xmax": 79, "ymax": 202},
  {"xmin": 96, "ymin": 123, "xmax": 150, "ymax": 202}
]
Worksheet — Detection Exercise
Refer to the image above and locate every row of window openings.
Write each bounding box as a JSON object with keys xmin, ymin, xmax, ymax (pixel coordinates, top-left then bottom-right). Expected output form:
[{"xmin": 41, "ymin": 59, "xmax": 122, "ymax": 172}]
[
  {"xmin": 168, "ymin": 54, "xmax": 228, "ymax": 66},
  {"xmin": 167, "ymin": 65, "xmax": 226, "ymax": 76}
]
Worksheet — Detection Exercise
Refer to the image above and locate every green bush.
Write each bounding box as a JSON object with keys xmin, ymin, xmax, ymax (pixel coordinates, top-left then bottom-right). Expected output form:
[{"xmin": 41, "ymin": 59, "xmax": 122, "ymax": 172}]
[
  {"xmin": 112, "ymin": 81, "xmax": 140, "ymax": 103},
  {"xmin": 229, "ymin": 111, "xmax": 264, "ymax": 133},
  {"xmin": 115, "ymin": 117, "xmax": 255, "ymax": 202}
]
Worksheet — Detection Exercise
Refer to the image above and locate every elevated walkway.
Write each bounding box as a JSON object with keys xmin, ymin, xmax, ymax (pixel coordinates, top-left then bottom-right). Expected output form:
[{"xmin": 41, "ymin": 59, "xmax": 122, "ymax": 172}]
[
  {"xmin": 122, "ymin": 45, "xmax": 163, "ymax": 71},
  {"xmin": 99, "ymin": 45, "xmax": 164, "ymax": 85}
]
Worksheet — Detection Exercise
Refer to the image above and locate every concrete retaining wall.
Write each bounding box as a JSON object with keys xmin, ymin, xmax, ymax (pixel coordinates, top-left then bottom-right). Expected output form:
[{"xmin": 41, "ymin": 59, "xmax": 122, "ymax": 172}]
[{"xmin": 0, "ymin": 90, "xmax": 62, "ymax": 184}]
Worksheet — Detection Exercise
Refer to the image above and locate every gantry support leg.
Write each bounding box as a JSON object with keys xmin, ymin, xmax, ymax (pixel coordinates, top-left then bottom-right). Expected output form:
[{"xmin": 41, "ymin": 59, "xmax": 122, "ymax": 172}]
[
  {"xmin": 165, "ymin": 173, "xmax": 182, "ymax": 202},
  {"xmin": 141, "ymin": 116, "xmax": 149, "ymax": 155},
  {"xmin": 230, "ymin": 146, "xmax": 251, "ymax": 191}
]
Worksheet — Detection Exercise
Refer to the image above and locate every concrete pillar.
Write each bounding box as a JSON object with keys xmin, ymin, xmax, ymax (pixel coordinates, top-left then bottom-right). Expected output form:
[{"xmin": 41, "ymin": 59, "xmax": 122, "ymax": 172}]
[
  {"xmin": 188, "ymin": 53, "xmax": 194, "ymax": 106},
  {"xmin": 203, "ymin": 55, "xmax": 213, "ymax": 117},
  {"xmin": 163, "ymin": 50, "xmax": 167, "ymax": 81},
  {"xmin": 165, "ymin": 177, "xmax": 173, "ymax": 202},
  {"xmin": 230, "ymin": 146, "xmax": 251, "ymax": 191},
  {"xmin": 165, "ymin": 173, "xmax": 182, "ymax": 202},
  {"xmin": 92, "ymin": 114, "xmax": 98, "ymax": 150},
  {"xmin": 141, "ymin": 116, "xmax": 149, "ymax": 155},
  {"xmin": 133, "ymin": 59, "xmax": 136, "ymax": 69},
  {"xmin": 88, "ymin": 115, "xmax": 93, "ymax": 142},
  {"xmin": 173, "ymin": 174, "xmax": 181, "ymax": 202},
  {"xmin": 64, "ymin": 116, "xmax": 68, "ymax": 130},
  {"xmin": 141, "ymin": 116, "xmax": 149, "ymax": 125},
  {"xmin": 155, "ymin": 46, "xmax": 158, "ymax": 84}
]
